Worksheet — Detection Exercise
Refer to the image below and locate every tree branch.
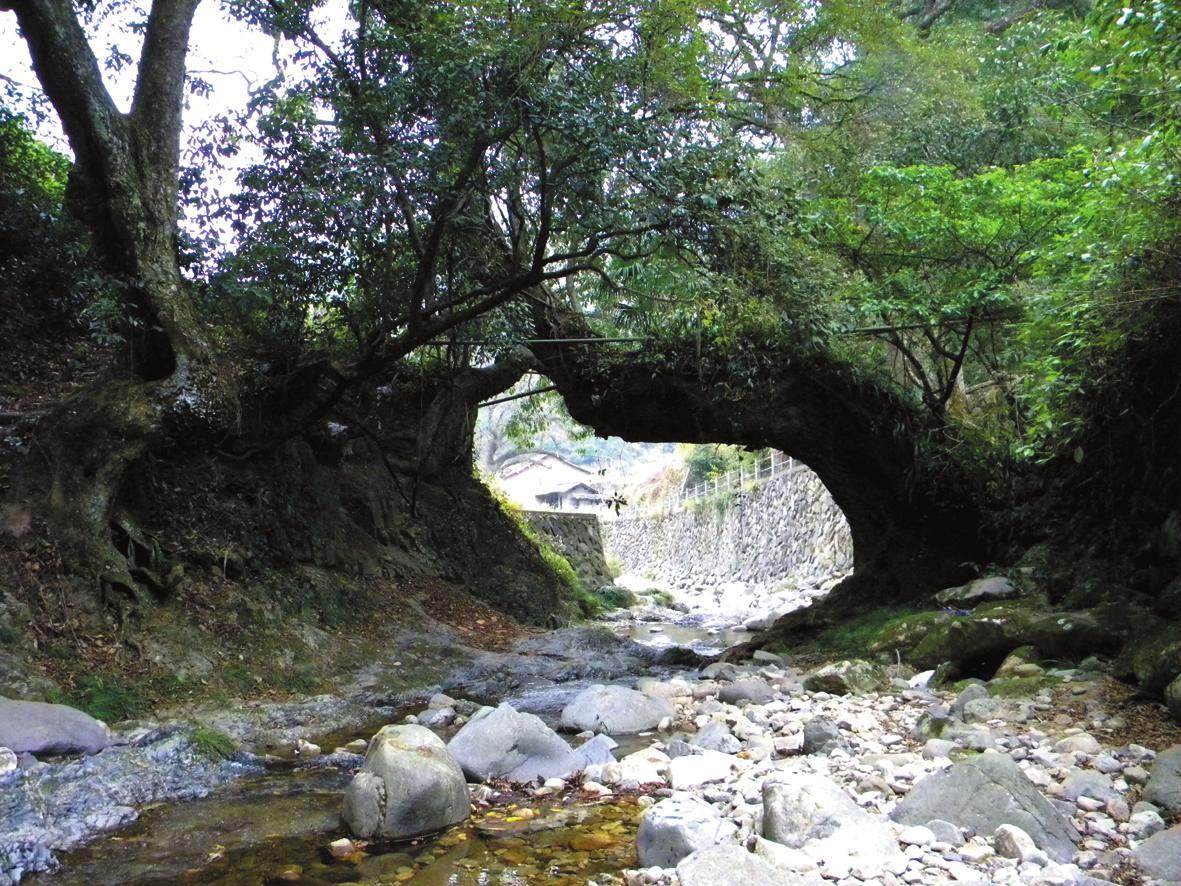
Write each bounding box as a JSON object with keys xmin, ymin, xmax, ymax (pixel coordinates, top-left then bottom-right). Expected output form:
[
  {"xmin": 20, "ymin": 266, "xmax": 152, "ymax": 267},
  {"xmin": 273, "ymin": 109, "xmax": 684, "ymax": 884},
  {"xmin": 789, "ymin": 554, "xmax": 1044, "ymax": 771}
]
[
  {"xmin": 131, "ymin": 0, "xmax": 202, "ymax": 204},
  {"xmin": 3, "ymin": 0, "xmax": 126, "ymax": 182}
]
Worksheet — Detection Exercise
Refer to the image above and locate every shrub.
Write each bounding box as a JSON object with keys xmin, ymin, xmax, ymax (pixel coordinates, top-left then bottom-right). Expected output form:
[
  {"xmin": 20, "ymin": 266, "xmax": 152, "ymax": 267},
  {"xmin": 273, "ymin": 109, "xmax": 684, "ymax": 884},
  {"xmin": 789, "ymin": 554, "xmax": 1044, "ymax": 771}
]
[{"xmin": 592, "ymin": 585, "xmax": 636, "ymax": 609}]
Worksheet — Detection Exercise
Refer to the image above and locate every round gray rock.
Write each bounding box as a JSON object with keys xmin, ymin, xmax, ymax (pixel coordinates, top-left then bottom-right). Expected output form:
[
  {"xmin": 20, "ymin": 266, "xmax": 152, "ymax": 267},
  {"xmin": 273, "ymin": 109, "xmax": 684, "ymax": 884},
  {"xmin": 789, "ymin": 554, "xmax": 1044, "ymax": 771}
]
[
  {"xmin": 1145, "ymin": 744, "xmax": 1181, "ymax": 814},
  {"xmin": 637, "ymin": 793, "xmax": 738, "ymax": 868},
  {"xmin": 677, "ymin": 844, "xmax": 782, "ymax": 886},
  {"xmin": 718, "ymin": 679, "xmax": 775, "ymax": 705},
  {"xmin": 691, "ymin": 722, "xmax": 740, "ymax": 754},
  {"xmin": 0, "ymin": 698, "xmax": 109, "ymax": 756},
  {"xmin": 342, "ymin": 724, "xmax": 469, "ymax": 839},
  {"xmin": 559, "ymin": 684, "xmax": 673, "ymax": 734},
  {"xmin": 447, "ymin": 703, "xmax": 587, "ymax": 783},
  {"xmin": 1132, "ymin": 822, "xmax": 1180, "ymax": 883},
  {"xmin": 801, "ymin": 716, "xmax": 846, "ymax": 755},
  {"xmin": 892, "ymin": 751, "xmax": 1078, "ymax": 862}
]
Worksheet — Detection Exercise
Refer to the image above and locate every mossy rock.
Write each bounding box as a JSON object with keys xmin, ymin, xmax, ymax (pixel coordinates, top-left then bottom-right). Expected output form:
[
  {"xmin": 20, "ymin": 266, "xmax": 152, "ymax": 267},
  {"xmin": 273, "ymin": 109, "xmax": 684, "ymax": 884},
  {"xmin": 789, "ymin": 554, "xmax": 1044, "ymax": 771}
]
[
  {"xmin": 817, "ymin": 607, "xmax": 931, "ymax": 658},
  {"xmin": 868, "ymin": 611, "xmax": 947, "ymax": 651},
  {"xmin": 871, "ymin": 599, "xmax": 1128, "ymax": 675},
  {"xmin": 1113, "ymin": 622, "xmax": 1181, "ymax": 693},
  {"xmin": 591, "ymin": 585, "xmax": 637, "ymax": 610},
  {"xmin": 803, "ymin": 659, "xmax": 888, "ymax": 695},
  {"xmin": 993, "ymin": 645, "xmax": 1043, "ymax": 679}
]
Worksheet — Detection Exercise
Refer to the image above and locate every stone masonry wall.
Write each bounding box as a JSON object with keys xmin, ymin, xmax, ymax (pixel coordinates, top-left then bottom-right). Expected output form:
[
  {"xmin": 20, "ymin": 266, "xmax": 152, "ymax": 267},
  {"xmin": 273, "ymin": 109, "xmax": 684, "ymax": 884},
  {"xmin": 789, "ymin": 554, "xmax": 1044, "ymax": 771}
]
[
  {"xmin": 523, "ymin": 511, "xmax": 615, "ymax": 590},
  {"xmin": 603, "ymin": 467, "xmax": 852, "ymax": 591}
]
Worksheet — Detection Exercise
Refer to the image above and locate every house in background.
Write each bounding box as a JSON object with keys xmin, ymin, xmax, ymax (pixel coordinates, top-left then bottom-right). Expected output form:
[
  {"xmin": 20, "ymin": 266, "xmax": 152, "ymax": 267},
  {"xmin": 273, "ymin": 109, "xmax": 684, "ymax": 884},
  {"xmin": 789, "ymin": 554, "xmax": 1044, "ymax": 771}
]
[{"xmin": 494, "ymin": 452, "xmax": 607, "ymax": 513}]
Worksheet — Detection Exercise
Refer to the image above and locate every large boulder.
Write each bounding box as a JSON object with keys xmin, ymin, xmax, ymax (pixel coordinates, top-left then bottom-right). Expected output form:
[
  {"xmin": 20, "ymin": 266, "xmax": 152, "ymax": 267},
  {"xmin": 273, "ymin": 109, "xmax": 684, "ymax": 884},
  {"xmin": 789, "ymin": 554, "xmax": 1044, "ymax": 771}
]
[
  {"xmin": 1114, "ymin": 624, "xmax": 1181, "ymax": 695},
  {"xmin": 892, "ymin": 751, "xmax": 1078, "ymax": 862},
  {"xmin": 637, "ymin": 793, "xmax": 738, "ymax": 868},
  {"xmin": 559, "ymin": 684, "xmax": 673, "ymax": 734},
  {"xmin": 1132, "ymin": 823, "xmax": 1181, "ymax": 883},
  {"xmin": 876, "ymin": 600, "xmax": 1130, "ymax": 671},
  {"xmin": 676, "ymin": 844, "xmax": 782, "ymax": 886},
  {"xmin": 1145, "ymin": 745, "xmax": 1181, "ymax": 814},
  {"xmin": 447, "ymin": 703, "xmax": 602, "ymax": 783},
  {"xmin": 935, "ymin": 576, "xmax": 1023, "ymax": 608},
  {"xmin": 802, "ymin": 660, "xmax": 885, "ymax": 695},
  {"xmin": 342, "ymin": 725, "xmax": 469, "ymax": 839},
  {"xmin": 0, "ymin": 698, "xmax": 109, "ymax": 756},
  {"xmin": 762, "ymin": 775, "xmax": 903, "ymax": 874}
]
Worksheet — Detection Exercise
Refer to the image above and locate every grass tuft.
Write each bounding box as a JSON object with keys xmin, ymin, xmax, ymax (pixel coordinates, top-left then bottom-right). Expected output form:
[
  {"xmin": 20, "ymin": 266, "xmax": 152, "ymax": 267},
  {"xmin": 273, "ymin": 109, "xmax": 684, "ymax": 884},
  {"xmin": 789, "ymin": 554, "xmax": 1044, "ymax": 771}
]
[
  {"xmin": 190, "ymin": 725, "xmax": 236, "ymax": 760},
  {"xmin": 48, "ymin": 674, "xmax": 149, "ymax": 723}
]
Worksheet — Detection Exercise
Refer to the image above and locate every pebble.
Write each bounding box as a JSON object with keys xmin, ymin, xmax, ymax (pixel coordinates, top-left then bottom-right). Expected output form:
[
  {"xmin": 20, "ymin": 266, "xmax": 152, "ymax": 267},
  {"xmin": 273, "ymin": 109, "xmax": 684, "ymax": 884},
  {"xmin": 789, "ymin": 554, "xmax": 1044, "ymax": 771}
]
[
  {"xmin": 898, "ymin": 825, "xmax": 935, "ymax": 846},
  {"xmin": 602, "ymin": 625, "xmax": 1173, "ymax": 886},
  {"xmin": 295, "ymin": 739, "xmax": 321, "ymax": 758}
]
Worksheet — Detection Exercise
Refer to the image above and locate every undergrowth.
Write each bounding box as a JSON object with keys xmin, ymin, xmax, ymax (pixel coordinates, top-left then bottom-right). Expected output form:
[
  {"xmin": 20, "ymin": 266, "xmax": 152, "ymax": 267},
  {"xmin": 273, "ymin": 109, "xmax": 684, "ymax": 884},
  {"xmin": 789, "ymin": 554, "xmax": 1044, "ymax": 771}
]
[
  {"xmin": 489, "ymin": 483, "xmax": 595, "ymax": 615},
  {"xmin": 47, "ymin": 674, "xmax": 149, "ymax": 723}
]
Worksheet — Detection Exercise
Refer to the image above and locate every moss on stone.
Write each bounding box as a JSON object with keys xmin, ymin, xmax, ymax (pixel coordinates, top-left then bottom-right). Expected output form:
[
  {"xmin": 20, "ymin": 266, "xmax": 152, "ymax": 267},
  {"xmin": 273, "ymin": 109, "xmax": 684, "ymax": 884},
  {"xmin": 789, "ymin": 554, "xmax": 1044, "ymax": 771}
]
[
  {"xmin": 636, "ymin": 588, "xmax": 676, "ymax": 608},
  {"xmin": 949, "ymin": 747, "xmax": 982, "ymax": 762},
  {"xmin": 813, "ymin": 606, "xmax": 927, "ymax": 658}
]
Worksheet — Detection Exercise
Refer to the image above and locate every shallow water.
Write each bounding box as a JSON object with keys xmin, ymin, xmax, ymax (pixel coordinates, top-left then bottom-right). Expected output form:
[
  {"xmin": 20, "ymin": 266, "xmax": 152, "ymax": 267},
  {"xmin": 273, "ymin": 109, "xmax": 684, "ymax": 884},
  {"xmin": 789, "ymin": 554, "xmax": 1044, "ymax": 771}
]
[
  {"xmin": 624, "ymin": 620, "xmax": 749, "ymax": 655},
  {"xmin": 39, "ymin": 766, "xmax": 643, "ymax": 886},
  {"xmin": 34, "ymin": 618, "xmax": 735, "ymax": 886}
]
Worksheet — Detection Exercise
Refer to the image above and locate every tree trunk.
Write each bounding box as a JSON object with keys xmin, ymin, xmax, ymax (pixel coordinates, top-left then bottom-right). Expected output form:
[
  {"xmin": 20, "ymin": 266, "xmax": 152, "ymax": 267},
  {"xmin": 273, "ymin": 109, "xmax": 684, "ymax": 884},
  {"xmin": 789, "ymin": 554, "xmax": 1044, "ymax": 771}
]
[{"xmin": 3, "ymin": 0, "xmax": 236, "ymax": 598}]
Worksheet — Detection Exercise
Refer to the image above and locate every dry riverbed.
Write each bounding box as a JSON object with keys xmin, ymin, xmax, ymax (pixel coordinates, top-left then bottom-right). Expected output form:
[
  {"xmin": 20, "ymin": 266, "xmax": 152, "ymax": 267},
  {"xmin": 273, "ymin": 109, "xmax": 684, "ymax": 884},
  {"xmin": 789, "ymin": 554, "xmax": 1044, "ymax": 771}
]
[{"xmin": 3, "ymin": 599, "xmax": 1181, "ymax": 886}]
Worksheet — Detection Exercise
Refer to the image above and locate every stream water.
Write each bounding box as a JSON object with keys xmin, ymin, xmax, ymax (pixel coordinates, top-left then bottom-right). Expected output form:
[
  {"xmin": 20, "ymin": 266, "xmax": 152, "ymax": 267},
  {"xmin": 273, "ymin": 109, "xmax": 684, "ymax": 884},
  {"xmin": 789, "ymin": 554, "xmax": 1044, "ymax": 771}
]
[{"xmin": 32, "ymin": 619, "xmax": 724, "ymax": 886}]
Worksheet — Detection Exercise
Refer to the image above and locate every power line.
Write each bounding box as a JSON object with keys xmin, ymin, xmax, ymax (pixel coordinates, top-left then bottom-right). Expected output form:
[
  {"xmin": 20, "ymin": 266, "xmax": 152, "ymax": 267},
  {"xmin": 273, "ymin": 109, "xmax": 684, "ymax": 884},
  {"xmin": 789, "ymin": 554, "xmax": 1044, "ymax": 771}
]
[{"xmin": 479, "ymin": 384, "xmax": 558, "ymax": 408}]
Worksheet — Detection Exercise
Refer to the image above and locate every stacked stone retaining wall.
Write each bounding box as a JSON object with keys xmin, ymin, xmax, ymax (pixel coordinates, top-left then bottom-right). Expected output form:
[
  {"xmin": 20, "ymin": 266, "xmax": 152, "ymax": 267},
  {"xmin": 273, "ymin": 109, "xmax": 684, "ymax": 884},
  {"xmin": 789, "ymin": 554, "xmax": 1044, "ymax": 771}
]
[
  {"xmin": 603, "ymin": 467, "xmax": 851, "ymax": 591},
  {"xmin": 523, "ymin": 511, "xmax": 615, "ymax": 590}
]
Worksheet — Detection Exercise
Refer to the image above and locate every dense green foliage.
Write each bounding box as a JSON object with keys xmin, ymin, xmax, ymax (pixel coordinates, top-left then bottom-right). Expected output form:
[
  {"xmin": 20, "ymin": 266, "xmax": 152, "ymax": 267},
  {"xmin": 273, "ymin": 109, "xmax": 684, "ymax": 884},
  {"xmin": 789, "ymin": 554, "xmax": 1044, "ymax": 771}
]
[
  {"xmin": 7, "ymin": 0, "xmax": 1181, "ymax": 479},
  {"xmin": 0, "ymin": 108, "xmax": 99, "ymax": 333}
]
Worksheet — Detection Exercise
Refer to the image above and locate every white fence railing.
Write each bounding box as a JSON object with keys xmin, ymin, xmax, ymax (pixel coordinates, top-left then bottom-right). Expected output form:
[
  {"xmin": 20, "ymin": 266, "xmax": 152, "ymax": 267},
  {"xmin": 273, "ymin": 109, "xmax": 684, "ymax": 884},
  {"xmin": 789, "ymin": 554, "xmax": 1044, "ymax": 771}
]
[{"xmin": 634, "ymin": 450, "xmax": 804, "ymax": 518}]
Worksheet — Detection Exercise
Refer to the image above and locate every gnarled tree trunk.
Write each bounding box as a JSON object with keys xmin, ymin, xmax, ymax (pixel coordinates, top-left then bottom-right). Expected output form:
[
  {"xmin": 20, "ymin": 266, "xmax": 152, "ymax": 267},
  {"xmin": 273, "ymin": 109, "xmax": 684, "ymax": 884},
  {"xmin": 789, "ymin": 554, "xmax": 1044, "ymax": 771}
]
[{"xmin": 3, "ymin": 0, "xmax": 235, "ymax": 599}]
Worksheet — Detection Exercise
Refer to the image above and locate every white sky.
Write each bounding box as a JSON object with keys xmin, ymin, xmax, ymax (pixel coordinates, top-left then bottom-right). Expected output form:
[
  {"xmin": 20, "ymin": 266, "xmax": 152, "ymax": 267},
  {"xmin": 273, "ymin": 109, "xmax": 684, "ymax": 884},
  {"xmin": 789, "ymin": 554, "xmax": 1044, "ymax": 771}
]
[{"xmin": 0, "ymin": 0, "xmax": 342, "ymax": 154}]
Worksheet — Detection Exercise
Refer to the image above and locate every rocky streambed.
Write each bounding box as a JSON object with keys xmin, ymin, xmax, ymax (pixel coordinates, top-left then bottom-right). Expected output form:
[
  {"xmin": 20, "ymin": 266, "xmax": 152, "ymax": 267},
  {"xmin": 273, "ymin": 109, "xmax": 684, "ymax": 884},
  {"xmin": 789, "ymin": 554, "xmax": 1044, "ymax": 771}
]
[{"xmin": 3, "ymin": 599, "xmax": 1181, "ymax": 886}]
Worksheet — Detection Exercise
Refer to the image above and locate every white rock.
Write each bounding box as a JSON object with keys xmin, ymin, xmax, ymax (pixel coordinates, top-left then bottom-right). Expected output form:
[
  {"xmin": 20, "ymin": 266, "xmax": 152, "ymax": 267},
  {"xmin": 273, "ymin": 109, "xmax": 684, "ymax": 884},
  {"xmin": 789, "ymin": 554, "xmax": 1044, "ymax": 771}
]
[
  {"xmin": 297, "ymin": 739, "xmax": 321, "ymax": 757},
  {"xmin": 637, "ymin": 794, "xmax": 738, "ymax": 868},
  {"xmin": 1127, "ymin": 808, "xmax": 1165, "ymax": 840},
  {"xmin": 751, "ymin": 836, "xmax": 822, "ymax": 877},
  {"xmin": 898, "ymin": 825, "xmax": 935, "ymax": 847},
  {"xmin": 960, "ymin": 840, "xmax": 994, "ymax": 863},
  {"xmin": 619, "ymin": 747, "xmax": 670, "ymax": 786},
  {"xmin": 667, "ymin": 750, "xmax": 734, "ymax": 790}
]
